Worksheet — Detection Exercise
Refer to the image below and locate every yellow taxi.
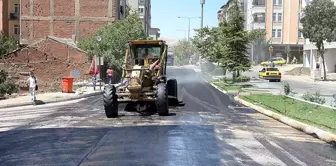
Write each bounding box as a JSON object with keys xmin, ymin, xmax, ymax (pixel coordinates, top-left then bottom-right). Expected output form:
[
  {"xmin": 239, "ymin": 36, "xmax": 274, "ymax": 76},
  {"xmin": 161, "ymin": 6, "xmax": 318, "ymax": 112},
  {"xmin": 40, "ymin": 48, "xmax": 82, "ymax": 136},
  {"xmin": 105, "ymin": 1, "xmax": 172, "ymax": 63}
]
[
  {"xmin": 261, "ymin": 57, "xmax": 286, "ymax": 66},
  {"xmin": 259, "ymin": 67, "xmax": 281, "ymax": 82}
]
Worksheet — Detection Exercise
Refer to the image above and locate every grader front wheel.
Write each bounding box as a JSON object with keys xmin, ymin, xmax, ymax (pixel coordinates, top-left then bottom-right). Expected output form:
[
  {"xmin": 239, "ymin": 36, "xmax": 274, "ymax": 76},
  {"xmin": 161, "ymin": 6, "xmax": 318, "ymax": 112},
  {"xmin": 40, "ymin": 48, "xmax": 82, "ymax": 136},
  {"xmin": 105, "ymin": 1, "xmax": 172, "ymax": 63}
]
[
  {"xmin": 103, "ymin": 85, "xmax": 118, "ymax": 118},
  {"xmin": 156, "ymin": 83, "xmax": 169, "ymax": 116}
]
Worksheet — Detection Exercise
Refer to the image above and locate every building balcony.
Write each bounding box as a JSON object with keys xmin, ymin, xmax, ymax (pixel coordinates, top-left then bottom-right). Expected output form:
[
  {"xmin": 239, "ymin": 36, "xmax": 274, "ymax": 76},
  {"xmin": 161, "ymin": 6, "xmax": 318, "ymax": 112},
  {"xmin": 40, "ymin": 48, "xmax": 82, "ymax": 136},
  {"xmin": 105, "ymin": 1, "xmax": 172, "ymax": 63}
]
[
  {"xmin": 252, "ymin": 0, "xmax": 266, "ymax": 7},
  {"xmin": 9, "ymin": 12, "xmax": 19, "ymax": 20},
  {"xmin": 252, "ymin": 22, "xmax": 265, "ymax": 30},
  {"xmin": 139, "ymin": 0, "xmax": 145, "ymax": 5},
  {"xmin": 251, "ymin": 6, "xmax": 266, "ymax": 14},
  {"xmin": 252, "ymin": 13, "xmax": 265, "ymax": 22}
]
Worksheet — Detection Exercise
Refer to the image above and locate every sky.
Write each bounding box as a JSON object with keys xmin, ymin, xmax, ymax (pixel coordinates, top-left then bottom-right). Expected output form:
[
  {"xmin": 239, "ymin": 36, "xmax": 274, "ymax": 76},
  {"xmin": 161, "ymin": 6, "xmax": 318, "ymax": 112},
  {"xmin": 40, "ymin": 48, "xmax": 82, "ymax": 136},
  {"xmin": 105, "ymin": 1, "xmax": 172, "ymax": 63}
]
[{"xmin": 151, "ymin": 0, "xmax": 227, "ymax": 41}]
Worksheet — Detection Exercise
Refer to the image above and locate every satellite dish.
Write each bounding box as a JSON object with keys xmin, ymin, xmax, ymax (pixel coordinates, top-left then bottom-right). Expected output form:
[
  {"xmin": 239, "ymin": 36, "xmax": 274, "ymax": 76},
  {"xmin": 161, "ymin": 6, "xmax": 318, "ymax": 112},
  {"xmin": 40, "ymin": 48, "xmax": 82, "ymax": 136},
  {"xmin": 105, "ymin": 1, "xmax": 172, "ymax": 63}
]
[{"xmin": 97, "ymin": 36, "xmax": 102, "ymax": 41}]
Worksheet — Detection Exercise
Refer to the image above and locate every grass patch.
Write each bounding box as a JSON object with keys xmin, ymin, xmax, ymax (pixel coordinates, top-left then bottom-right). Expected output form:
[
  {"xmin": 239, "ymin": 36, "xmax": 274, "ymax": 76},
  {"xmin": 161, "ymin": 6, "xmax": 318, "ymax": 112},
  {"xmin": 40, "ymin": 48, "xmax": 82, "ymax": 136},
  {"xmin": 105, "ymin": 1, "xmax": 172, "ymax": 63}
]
[
  {"xmin": 242, "ymin": 94, "xmax": 336, "ymax": 134},
  {"xmin": 213, "ymin": 81, "xmax": 253, "ymax": 91}
]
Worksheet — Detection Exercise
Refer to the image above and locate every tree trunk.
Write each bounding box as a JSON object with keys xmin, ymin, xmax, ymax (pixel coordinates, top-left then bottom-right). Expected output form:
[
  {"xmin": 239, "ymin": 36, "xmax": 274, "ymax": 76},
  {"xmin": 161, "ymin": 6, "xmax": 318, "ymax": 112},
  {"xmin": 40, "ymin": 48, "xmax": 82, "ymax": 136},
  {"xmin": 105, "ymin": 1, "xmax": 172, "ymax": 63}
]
[
  {"xmin": 286, "ymin": 53, "xmax": 289, "ymax": 64},
  {"xmin": 237, "ymin": 70, "xmax": 240, "ymax": 77},
  {"xmin": 321, "ymin": 43, "xmax": 327, "ymax": 81}
]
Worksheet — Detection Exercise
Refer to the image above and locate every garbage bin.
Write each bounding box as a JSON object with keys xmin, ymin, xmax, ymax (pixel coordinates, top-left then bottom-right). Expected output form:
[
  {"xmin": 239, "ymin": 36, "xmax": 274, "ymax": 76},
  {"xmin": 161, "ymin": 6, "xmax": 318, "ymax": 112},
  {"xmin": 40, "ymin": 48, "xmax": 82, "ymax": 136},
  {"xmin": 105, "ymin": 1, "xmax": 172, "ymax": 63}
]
[{"xmin": 62, "ymin": 77, "xmax": 74, "ymax": 93}]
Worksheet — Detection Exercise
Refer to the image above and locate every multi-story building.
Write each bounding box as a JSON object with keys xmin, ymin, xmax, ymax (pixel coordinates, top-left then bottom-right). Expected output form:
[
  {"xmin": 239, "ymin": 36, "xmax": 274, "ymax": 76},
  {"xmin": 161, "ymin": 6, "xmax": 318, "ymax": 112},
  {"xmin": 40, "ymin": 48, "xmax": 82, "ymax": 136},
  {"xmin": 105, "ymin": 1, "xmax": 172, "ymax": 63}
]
[
  {"xmin": 128, "ymin": 0, "xmax": 151, "ymax": 35},
  {"xmin": 148, "ymin": 27, "xmax": 160, "ymax": 40},
  {"xmin": 303, "ymin": 0, "xmax": 336, "ymax": 76},
  {"xmin": 217, "ymin": 0, "xmax": 246, "ymax": 28},
  {"xmin": 218, "ymin": 0, "xmax": 304, "ymax": 61},
  {"xmin": 0, "ymin": 0, "xmax": 20, "ymax": 40},
  {"xmin": 19, "ymin": 0, "xmax": 126, "ymax": 45}
]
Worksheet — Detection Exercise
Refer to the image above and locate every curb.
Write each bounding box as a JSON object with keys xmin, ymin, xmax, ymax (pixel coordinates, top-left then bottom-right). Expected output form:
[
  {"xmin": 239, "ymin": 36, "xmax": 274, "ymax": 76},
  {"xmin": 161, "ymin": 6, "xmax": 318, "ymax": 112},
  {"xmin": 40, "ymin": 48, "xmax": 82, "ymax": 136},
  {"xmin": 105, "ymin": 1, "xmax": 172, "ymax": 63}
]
[
  {"xmin": 234, "ymin": 96, "xmax": 336, "ymax": 144},
  {"xmin": 0, "ymin": 91, "xmax": 103, "ymax": 109},
  {"xmin": 210, "ymin": 82, "xmax": 228, "ymax": 94}
]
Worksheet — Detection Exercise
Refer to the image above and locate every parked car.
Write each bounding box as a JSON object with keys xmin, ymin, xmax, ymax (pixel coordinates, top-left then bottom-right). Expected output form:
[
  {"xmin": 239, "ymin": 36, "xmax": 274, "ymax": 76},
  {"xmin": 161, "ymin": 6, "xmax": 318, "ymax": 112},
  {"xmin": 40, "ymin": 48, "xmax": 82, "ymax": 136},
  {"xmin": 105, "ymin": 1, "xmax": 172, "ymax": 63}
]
[
  {"xmin": 259, "ymin": 67, "xmax": 281, "ymax": 82},
  {"xmin": 261, "ymin": 57, "xmax": 286, "ymax": 66}
]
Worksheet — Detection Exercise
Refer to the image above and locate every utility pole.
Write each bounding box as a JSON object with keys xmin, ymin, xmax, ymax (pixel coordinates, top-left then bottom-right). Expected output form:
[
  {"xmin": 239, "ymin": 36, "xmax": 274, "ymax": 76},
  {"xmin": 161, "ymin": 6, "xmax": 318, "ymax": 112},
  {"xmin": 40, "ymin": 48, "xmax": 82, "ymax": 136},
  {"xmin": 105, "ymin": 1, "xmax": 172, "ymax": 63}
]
[
  {"xmin": 200, "ymin": 0, "xmax": 204, "ymax": 28},
  {"xmin": 177, "ymin": 16, "xmax": 200, "ymax": 42}
]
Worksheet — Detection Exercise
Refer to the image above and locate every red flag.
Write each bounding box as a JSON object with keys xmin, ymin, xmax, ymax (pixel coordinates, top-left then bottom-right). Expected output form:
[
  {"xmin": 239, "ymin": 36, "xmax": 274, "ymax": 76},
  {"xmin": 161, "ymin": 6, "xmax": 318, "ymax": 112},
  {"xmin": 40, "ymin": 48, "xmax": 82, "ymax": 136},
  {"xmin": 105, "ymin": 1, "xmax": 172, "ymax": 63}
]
[{"xmin": 89, "ymin": 55, "xmax": 99, "ymax": 76}]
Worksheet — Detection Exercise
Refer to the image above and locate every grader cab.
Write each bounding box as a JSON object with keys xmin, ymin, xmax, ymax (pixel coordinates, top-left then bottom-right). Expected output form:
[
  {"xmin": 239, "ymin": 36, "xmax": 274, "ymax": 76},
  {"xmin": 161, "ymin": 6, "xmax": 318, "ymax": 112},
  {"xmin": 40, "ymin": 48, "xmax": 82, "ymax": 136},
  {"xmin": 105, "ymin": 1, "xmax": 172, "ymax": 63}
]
[{"xmin": 103, "ymin": 40, "xmax": 180, "ymax": 118}]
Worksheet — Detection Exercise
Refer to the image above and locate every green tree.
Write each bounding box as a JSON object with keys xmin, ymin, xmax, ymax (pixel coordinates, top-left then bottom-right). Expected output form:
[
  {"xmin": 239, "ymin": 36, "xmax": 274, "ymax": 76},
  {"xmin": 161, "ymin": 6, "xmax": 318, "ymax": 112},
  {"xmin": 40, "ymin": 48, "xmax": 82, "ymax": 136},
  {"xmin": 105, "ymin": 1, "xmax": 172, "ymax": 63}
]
[
  {"xmin": 173, "ymin": 40, "xmax": 196, "ymax": 65},
  {"xmin": 217, "ymin": 0, "xmax": 251, "ymax": 78},
  {"xmin": 78, "ymin": 12, "xmax": 147, "ymax": 74},
  {"xmin": 192, "ymin": 27, "xmax": 220, "ymax": 62},
  {"xmin": 301, "ymin": 0, "xmax": 336, "ymax": 80},
  {"xmin": 0, "ymin": 32, "xmax": 18, "ymax": 57}
]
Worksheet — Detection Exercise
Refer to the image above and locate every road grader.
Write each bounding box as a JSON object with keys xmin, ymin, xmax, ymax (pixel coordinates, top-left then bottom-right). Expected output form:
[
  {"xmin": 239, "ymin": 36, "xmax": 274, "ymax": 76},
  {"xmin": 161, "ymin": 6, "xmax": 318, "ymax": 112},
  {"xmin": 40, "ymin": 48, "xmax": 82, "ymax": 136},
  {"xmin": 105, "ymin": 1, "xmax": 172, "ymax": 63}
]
[{"xmin": 103, "ymin": 40, "xmax": 181, "ymax": 118}]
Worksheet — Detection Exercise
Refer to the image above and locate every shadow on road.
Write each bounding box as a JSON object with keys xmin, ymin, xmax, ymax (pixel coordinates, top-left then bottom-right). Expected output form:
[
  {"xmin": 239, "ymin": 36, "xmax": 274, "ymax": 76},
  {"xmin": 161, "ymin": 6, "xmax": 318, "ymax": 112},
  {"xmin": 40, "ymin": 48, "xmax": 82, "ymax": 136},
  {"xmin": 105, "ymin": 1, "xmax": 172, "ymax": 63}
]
[
  {"xmin": 0, "ymin": 125, "xmax": 262, "ymax": 166},
  {"xmin": 34, "ymin": 100, "xmax": 46, "ymax": 105}
]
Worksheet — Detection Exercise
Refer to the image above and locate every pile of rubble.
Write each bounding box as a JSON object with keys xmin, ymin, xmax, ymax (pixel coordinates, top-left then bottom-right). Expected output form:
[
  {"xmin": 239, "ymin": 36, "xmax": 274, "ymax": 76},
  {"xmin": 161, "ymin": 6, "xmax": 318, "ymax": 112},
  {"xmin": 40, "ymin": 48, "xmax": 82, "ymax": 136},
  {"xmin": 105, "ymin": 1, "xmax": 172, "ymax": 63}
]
[{"xmin": 285, "ymin": 67, "xmax": 311, "ymax": 76}]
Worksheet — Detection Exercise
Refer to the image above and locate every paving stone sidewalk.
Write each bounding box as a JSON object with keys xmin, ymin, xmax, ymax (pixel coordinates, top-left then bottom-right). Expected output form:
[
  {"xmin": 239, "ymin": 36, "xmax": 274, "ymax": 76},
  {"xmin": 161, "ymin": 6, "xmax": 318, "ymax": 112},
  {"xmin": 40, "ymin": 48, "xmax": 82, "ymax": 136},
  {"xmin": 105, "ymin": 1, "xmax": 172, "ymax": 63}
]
[{"xmin": 0, "ymin": 86, "xmax": 103, "ymax": 109}]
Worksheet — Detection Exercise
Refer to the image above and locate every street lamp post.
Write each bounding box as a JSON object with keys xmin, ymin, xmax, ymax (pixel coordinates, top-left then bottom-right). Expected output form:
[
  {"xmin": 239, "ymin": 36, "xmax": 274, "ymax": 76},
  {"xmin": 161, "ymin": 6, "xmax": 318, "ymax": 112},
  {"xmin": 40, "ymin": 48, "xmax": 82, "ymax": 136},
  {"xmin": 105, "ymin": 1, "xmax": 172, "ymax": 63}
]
[
  {"xmin": 200, "ymin": 0, "xmax": 205, "ymax": 66},
  {"xmin": 97, "ymin": 36, "xmax": 102, "ymax": 90},
  {"xmin": 177, "ymin": 16, "xmax": 200, "ymax": 42}
]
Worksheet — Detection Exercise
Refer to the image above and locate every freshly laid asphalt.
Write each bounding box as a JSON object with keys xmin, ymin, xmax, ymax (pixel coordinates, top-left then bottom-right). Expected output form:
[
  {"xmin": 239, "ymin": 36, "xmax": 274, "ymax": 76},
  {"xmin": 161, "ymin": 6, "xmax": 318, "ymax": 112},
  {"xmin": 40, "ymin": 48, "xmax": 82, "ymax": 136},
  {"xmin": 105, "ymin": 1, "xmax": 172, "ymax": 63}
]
[{"xmin": 0, "ymin": 67, "xmax": 335, "ymax": 166}]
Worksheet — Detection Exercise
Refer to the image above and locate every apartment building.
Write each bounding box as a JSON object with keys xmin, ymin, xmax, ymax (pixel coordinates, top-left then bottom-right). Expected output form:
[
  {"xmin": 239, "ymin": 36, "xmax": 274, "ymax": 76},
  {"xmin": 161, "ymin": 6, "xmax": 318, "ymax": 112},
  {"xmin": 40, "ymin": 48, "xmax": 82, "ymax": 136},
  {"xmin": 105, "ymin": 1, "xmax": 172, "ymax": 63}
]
[
  {"xmin": 0, "ymin": 0, "xmax": 20, "ymax": 40},
  {"xmin": 128, "ymin": 0, "xmax": 151, "ymax": 35},
  {"xmin": 20, "ymin": 0, "xmax": 126, "ymax": 45},
  {"xmin": 149, "ymin": 27, "xmax": 160, "ymax": 40},
  {"xmin": 303, "ymin": 0, "xmax": 336, "ymax": 75},
  {"xmin": 218, "ymin": 0, "xmax": 304, "ymax": 60},
  {"xmin": 217, "ymin": 0, "xmax": 246, "ymax": 28}
]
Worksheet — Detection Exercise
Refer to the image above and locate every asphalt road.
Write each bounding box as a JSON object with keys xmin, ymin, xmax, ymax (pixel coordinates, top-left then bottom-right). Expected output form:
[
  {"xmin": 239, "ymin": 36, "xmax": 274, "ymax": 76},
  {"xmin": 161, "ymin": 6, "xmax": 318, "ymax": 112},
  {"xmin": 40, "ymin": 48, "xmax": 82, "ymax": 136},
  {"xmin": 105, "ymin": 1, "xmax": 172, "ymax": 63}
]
[{"xmin": 0, "ymin": 67, "xmax": 335, "ymax": 166}]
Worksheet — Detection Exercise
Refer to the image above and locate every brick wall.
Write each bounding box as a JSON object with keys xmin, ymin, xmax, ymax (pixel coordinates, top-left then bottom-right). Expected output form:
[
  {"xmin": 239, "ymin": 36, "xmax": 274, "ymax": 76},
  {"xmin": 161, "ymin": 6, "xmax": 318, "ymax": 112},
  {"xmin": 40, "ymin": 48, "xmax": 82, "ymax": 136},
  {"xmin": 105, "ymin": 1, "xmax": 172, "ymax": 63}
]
[
  {"xmin": 0, "ymin": 38, "xmax": 91, "ymax": 93},
  {"xmin": 20, "ymin": 0, "xmax": 121, "ymax": 45}
]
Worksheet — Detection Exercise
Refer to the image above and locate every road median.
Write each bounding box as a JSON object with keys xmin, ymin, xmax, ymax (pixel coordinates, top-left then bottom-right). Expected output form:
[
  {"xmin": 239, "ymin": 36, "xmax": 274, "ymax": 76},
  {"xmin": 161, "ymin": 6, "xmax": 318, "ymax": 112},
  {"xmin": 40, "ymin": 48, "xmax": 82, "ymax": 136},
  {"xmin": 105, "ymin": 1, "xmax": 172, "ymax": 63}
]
[
  {"xmin": 209, "ymin": 80, "xmax": 336, "ymax": 144},
  {"xmin": 234, "ymin": 94, "xmax": 336, "ymax": 144}
]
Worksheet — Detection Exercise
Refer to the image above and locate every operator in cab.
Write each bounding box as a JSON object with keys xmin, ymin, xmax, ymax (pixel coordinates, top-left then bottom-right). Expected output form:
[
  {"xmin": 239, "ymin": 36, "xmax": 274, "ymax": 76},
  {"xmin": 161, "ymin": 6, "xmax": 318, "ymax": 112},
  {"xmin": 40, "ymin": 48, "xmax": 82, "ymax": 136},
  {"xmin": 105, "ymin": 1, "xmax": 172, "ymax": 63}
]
[{"xmin": 142, "ymin": 48, "xmax": 160, "ymax": 71}]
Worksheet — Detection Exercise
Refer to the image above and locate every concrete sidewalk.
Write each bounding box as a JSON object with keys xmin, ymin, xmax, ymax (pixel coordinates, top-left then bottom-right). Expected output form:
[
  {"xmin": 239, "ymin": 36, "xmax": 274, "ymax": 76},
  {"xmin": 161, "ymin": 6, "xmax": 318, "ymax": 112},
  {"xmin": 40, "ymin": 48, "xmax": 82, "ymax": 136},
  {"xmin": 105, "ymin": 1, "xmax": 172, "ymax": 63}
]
[{"xmin": 0, "ymin": 86, "xmax": 103, "ymax": 109}]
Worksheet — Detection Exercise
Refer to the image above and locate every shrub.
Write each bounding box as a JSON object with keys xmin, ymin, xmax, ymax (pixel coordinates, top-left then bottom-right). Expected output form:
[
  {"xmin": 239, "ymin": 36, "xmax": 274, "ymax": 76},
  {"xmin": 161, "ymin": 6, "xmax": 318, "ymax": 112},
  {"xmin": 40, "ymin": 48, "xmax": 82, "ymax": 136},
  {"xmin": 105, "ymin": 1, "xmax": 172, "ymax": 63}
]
[
  {"xmin": 302, "ymin": 91, "xmax": 326, "ymax": 105},
  {"xmin": 284, "ymin": 81, "xmax": 291, "ymax": 95},
  {"xmin": 236, "ymin": 76, "xmax": 250, "ymax": 82},
  {"xmin": 0, "ymin": 69, "xmax": 19, "ymax": 96}
]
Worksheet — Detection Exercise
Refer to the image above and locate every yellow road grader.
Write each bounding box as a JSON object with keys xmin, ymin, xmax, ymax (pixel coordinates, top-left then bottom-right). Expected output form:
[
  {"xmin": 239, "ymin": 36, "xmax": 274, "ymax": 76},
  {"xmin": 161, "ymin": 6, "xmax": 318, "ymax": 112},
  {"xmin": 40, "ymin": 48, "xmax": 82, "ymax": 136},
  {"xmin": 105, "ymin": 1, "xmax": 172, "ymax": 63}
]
[{"xmin": 103, "ymin": 40, "xmax": 181, "ymax": 118}]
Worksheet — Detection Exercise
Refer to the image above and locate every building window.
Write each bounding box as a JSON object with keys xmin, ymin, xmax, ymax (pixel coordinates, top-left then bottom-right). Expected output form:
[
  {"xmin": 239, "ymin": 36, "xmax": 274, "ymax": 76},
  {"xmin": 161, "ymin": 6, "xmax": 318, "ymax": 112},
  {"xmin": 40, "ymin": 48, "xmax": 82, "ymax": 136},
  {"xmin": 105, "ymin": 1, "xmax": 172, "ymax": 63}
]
[
  {"xmin": 273, "ymin": 13, "xmax": 282, "ymax": 22},
  {"xmin": 272, "ymin": 29, "xmax": 282, "ymax": 38},
  {"xmin": 298, "ymin": 30, "xmax": 303, "ymax": 38},
  {"xmin": 277, "ymin": 29, "xmax": 282, "ymax": 38},
  {"xmin": 277, "ymin": 13, "xmax": 282, "ymax": 22},
  {"xmin": 14, "ymin": 4, "xmax": 20, "ymax": 13},
  {"xmin": 138, "ymin": 7, "xmax": 144, "ymax": 14},
  {"xmin": 272, "ymin": 13, "xmax": 276, "ymax": 21},
  {"xmin": 14, "ymin": 24, "xmax": 20, "ymax": 35},
  {"xmin": 273, "ymin": 0, "xmax": 282, "ymax": 5},
  {"xmin": 272, "ymin": 29, "xmax": 276, "ymax": 37}
]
